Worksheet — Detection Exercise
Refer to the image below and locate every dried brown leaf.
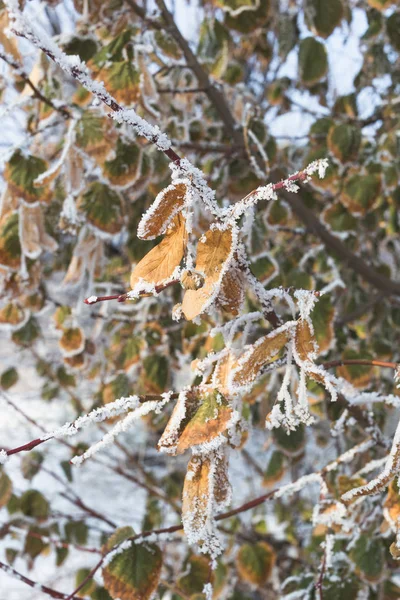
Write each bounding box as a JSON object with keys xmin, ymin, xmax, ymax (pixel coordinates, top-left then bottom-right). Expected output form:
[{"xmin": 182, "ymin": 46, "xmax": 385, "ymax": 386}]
[
  {"xmin": 182, "ymin": 455, "xmax": 211, "ymax": 534},
  {"xmin": 232, "ymin": 328, "xmax": 289, "ymax": 388},
  {"xmin": 182, "ymin": 227, "xmax": 233, "ymax": 320},
  {"xmin": 130, "ymin": 214, "xmax": 187, "ymax": 289},
  {"xmin": 138, "ymin": 182, "xmax": 187, "ymax": 240},
  {"xmin": 216, "ymin": 264, "xmax": 245, "ymax": 315}
]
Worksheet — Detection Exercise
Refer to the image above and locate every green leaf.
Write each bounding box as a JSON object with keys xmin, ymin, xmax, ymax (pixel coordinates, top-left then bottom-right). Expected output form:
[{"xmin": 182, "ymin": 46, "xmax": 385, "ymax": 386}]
[
  {"xmin": 1, "ymin": 367, "xmax": 18, "ymax": 390},
  {"xmin": 350, "ymin": 534, "xmax": 385, "ymax": 583},
  {"xmin": 20, "ymin": 489, "xmax": 49, "ymax": 520},
  {"xmin": 79, "ymin": 182, "xmax": 123, "ymax": 234},
  {"xmin": 0, "ymin": 469, "xmax": 12, "ymax": 508},
  {"xmin": 198, "ymin": 19, "xmax": 230, "ymax": 78},
  {"xmin": 387, "ymin": 11, "xmax": 400, "ymax": 51},
  {"xmin": 236, "ymin": 541, "xmax": 276, "ymax": 586},
  {"xmin": 24, "ymin": 526, "xmax": 48, "ymax": 560},
  {"xmin": 177, "ymin": 554, "xmax": 209, "ymax": 596},
  {"xmin": 0, "ymin": 212, "xmax": 21, "ymax": 270},
  {"xmin": 75, "ymin": 568, "xmax": 97, "ymax": 595},
  {"xmin": 12, "ymin": 316, "xmax": 40, "ymax": 346},
  {"xmin": 337, "ymin": 349, "xmax": 373, "ymax": 388},
  {"xmin": 104, "ymin": 138, "xmax": 141, "ymax": 187},
  {"xmin": 342, "ymin": 173, "xmax": 382, "ymax": 215},
  {"xmin": 64, "ymin": 36, "xmax": 98, "ymax": 61},
  {"xmin": 299, "ymin": 38, "xmax": 328, "ymax": 86},
  {"xmin": 273, "ymin": 424, "xmax": 305, "ymax": 457},
  {"xmin": 250, "ymin": 254, "xmax": 277, "ymax": 284},
  {"xmin": 154, "ymin": 30, "xmax": 181, "ymax": 59},
  {"xmin": 102, "ymin": 62, "xmax": 141, "ymax": 104},
  {"xmin": 305, "ymin": 0, "xmax": 344, "ymax": 38},
  {"xmin": 5, "ymin": 150, "xmax": 50, "ymax": 204},
  {"xmin": 103, "ymin": 373, "xmax": 131, "ymax": 405},
  {"xmin": 142, "ymin": 354, "xmax": 169, "ymax": 394},
  {"xmin": 60, "ymin": 460, "xmax": 73, "ymax": 482},
  {"xmin": 92, "ymin": 29, "xmax": 133, "ymax": 66},
  {"xmin": 263, "ymin": 451, "xmax": 285, "ymax": 486},
  {"xmin": 224, "ymin": 0, "xmax": 270, "ymax": 33},
  {"xmin": 310, "ymin": 294, "xmax": 335, "ymax": 354},
  {"xmin": 322, "ymin": 201, "xmax": 357, "ymax": 232},
  {"xmin": 65, "ymin": 520, "xmax": 89, "ymax": 545},
  {"xmin": 21, "ymin": 451, "xmax": 43, "ymax": 480},
  {"xmin": 75, "ymin": 111, "xmax": 107, "ymax": 152},
  {"xmin": 56, "ymin": 546, "xmax": 69, "ymax": 567},
  {"xmin": 103, "ymin": 542, "xmax": 162, "ymax": 600},
  {"xmin": 104, "ymin": 527, "xmax": 134, "ymax": 553},
  {"xmin": 278, "ymin": 14, "xmax": 298, "ymax": 59},
  {"xmin": 327, "ymin": 124, "xmax": 361, "ymax": 163}
]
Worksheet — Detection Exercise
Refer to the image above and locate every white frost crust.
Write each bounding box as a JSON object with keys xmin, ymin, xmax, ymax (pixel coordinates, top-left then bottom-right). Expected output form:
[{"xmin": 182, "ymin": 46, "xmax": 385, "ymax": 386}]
[
  {"xmin": 341, "ymin": 416, "xmax": 400, "ymax": 504},
  {"xmin": 41, "ymin": 395, "xmax": 142, "ymax": 441},
  {"xmin": 0, "ymin": 449, "xmax": 9, "ymax": 464},
  {"xmin": 71, "ymin": 394, "xmax": 172, "ymax": 466}
]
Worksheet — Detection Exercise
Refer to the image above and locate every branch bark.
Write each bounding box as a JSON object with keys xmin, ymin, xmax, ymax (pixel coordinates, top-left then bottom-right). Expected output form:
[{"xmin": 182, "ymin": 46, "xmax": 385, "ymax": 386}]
[
  {"xmin": 154, "ymin": 0, "xmax": 243, "ymax": 145},
  {"xmin": 281, "ymin": 186, "xmax": 400, "ymax": 296}
]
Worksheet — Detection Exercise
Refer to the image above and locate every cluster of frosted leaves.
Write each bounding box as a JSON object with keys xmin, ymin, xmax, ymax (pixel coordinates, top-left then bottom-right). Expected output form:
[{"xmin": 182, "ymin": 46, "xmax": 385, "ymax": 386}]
[{"xmin": 1, "ymin": 0, "xmax": 400, "ymax": 598}]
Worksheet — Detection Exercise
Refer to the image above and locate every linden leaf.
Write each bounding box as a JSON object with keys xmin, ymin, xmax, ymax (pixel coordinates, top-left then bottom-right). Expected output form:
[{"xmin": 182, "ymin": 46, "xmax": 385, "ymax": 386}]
[
  {"xmin": 304, "ymin": 0, "xmax": 344, "ymax": 38},
  {"xmin": 310, "ymin": 295, "xmax": 335, "ymax": 355},
  {"xmin": 231, "ymin": 328, "xmax": 289, "ymax": 389},
  {"xmin": 341, "ymin": 174, "xmax": 382, "ymax": 216},
  {"xmin": 130, "ymin": 214, "xmax": 187, "ymax": 289},
  {"xmin": 263, "ymin": 451, "xmax": 286, "ymax": 487},
  {"xmin": 0, "ymin": 303, "xmax": 25, "ymax": 327},
  {"xmin": 103, "ymin": 542, "xmax": 162, "ymax": 600},
  {"xmin": 350, "ymin": 534, "xmax": 385, "ymax": 584},
  {"xmin": 59, "ymin": 327, "xmax": 85, "ymax": 358},
  {"xmin": 384, "ymin": 480, "xmax": 400, "ymax": 526},
  {"xmin": 5, "ymin": 151, "xmax": 51, "ymax": 204},
  {"xmin": 0, "ymin": 11, "xmax": 20, "ymax": 61},
  {"xmin": 137, "ymin": 181, "xmax": 188, "ymax": 240},
  {"xmin": 103, "ymin": 138, "xmax": 141, "ymax": 188},
  {"xmin": 176, "ymin": 391, "xmax": 231, "ymax": 454},
  {"xmin": 0, "ymin": 469, "xmax": 13, "ymax": 509},
  {"xmin": 182, "ymin": 455, "xmax": 211, "ymax": 535},
  {"xmin": 158, "ymin": 390, "xmax": 232, "ymax": 455},
  {"xmin": 0, "ymin": 212, "xmax": 21, "ymax": 270},
  {"xmin": 236, "ymin": 541, "xmax": 276, "ymax": 586},
  {"xmin": 101, "ymin": 62, "xmax": 141, "ymax": 105},
  {"xmin": 20, "ymin": 489, "xmax": 49, "ymax": 520},
  {"xmin": 79, "ymin": 183, "xmax": 124, "ymax": 235},
  {"xmin": 75, "ymin": 111, "xmax": 114, "ymax": 161},
  {"xmin": 294, "ymin": 319, "xmax": 318, "ymax": 362},
  {"xmin": 177, "ymin": 554, "xmax": 210, "ymax": 596},
  {"xmin": 298, "ymin": 37, "xmax": 328, "ymax": 86},
  {"xmin": 20, "ymin": 204, "xmax": 57, "ymax": 260},
  {"xmin": 182, "ymin": 227, "xmax": 233, "ymax": 320},
  {"xmin": 216, "ymin": 264, "xmax": 245, "ymax": 315},
  {"xmin": 327, "ymin": 124, "xmax": 361, "ymax": 163},
  {"xmin": 337, "ymin": 349, "xmax": 374, "ymax": 388}
]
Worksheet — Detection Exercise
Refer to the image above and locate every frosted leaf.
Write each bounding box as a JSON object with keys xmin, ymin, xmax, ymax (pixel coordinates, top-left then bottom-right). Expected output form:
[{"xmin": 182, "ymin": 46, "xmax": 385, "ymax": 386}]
[{"xmin": 137, "ymin": 180, "xmax": 189, "ymax": 240}]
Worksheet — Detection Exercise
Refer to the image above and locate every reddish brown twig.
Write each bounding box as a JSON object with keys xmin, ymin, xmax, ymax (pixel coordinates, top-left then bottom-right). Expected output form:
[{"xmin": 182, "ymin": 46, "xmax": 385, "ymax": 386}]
[
  {"xmin": 0, "ymin": 560, "xmax": 84, "ymax": 600},
  {"xmin": 323, "ymin": 359, "xmax": 398, "ymax": 370},
  {"xmin": 84, "ymin": 280, "xmax": 179, "ymax": 305}
]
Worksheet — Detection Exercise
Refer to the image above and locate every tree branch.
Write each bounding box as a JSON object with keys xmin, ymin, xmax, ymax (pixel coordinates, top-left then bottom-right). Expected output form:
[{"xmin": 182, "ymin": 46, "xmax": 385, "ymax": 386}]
[
  {"xmin": 0, "ymin": 560, "xmax": 86, "ymax": 600},
  {"xmin": 154, "ymin": 0, "xmax": 243, "ymax": 145},
  {"xmin": 280, "ymin": 186, "xmax": 400, "ymax": 296},
  {"xmin": 0, "ymin": 47, "xmax": 70, "ymax": 119}
]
